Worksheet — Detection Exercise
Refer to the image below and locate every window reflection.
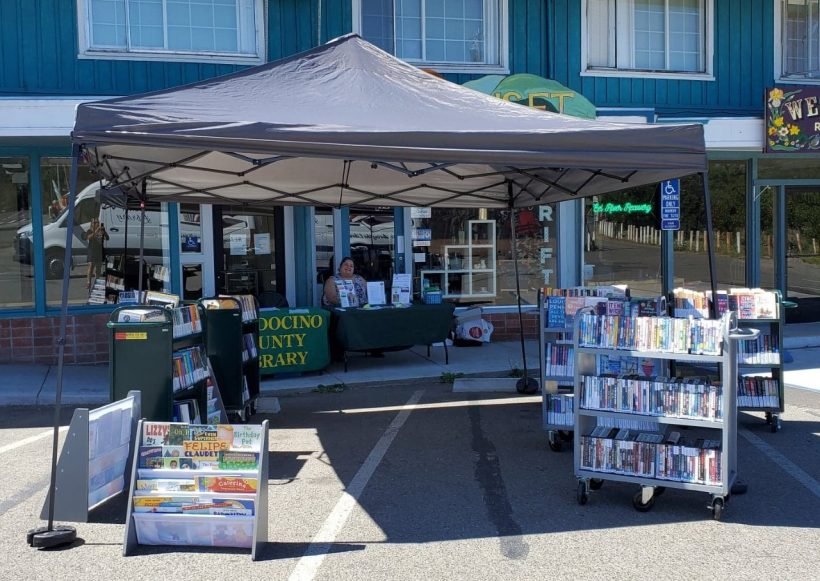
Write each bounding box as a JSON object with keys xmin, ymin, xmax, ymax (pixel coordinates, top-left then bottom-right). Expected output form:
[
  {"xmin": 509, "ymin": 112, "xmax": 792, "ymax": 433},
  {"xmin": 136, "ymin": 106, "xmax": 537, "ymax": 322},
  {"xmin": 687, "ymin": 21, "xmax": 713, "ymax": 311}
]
[{"xmin": 3, "ymin": 157, "xmax": 34, "ymax": 308}]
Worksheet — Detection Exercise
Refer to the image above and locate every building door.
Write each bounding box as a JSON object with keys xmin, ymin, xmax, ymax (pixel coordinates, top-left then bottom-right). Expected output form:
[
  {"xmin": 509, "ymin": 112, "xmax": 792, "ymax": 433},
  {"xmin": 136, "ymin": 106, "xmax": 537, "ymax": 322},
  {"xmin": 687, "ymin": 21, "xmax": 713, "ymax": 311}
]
[
  {"xmin": 782, "ymin": 187, "xmax": 820, "ymax": 322},
  {"xmin": 213, "ymin": 205, "xmax": 285, "ymax": 307}
]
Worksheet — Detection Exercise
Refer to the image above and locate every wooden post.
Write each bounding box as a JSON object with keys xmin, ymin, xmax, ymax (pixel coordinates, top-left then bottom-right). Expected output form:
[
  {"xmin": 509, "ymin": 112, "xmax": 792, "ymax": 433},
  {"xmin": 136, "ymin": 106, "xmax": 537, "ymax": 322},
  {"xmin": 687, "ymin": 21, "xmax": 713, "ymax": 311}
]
[
  {"xmin": 796, "ymin": 231, "xmax": 802, "ymax": 253},
  {"xmin": 736, "ymin": 231, "xmax": 741, "ymax": 255},
  {"xmin": 716, "ymin": 230, "xmax": 721, "ymax": 250}
]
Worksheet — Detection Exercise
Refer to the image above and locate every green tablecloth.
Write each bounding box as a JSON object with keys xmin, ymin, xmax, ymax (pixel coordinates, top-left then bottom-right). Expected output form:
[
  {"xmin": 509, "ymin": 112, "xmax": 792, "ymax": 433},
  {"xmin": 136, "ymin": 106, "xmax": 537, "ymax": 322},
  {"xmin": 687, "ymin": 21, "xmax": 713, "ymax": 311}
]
[{"xmin": 331, "ymin": 303, "xmax": 455, "ymax": 352}]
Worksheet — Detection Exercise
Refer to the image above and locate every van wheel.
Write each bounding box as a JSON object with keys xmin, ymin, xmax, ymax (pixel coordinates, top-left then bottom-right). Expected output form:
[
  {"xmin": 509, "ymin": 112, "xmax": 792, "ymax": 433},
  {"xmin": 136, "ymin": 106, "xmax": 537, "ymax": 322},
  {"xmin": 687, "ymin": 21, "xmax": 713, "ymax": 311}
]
[{"xmin": 45, "ymin": 250, "xmax": 66, "ymax": 279}]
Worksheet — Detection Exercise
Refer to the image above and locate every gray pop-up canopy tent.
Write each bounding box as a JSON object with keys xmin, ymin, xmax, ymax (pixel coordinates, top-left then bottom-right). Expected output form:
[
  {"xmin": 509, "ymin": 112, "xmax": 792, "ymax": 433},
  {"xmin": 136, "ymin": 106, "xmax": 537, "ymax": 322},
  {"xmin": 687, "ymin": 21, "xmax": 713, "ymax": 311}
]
[
  {"xmin": 71, "ymin": 34, "xmax": 706, "ymax": 208},
  {"xmin": 37, "ymin": 34, "xmax": 718, "ymax": 544}
]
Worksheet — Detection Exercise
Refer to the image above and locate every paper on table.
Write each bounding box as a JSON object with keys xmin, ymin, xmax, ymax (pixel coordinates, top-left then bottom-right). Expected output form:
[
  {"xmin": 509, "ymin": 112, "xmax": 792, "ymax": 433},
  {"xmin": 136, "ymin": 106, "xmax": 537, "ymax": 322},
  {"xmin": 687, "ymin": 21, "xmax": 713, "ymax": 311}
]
[
  {"xmin": 391, "ymin": 273, "xmax": 412, "ymax": 305},
  {"xmin": 366, "ymin": 281, "xmax": 386, "ymax": 305}
]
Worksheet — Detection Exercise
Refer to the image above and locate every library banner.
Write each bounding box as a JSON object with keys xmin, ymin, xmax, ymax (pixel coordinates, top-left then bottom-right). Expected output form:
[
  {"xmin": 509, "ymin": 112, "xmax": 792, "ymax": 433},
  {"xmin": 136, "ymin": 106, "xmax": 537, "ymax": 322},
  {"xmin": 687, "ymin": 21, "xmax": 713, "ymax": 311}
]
[
  {"xmin": 258, "ymin": 308, "xmax": 329, "ymax": 374},
  {"xmin": 765, "ymin": 85, "xmax": 820, "ymax": 152}
]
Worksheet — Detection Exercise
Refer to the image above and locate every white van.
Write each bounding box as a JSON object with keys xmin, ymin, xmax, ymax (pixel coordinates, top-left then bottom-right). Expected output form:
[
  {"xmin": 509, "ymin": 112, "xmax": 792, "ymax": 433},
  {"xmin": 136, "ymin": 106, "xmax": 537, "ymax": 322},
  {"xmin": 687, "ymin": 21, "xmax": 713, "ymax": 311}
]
[{"xmin": 14, "ymin": 183, "xmax": 177, "ymax": 279}]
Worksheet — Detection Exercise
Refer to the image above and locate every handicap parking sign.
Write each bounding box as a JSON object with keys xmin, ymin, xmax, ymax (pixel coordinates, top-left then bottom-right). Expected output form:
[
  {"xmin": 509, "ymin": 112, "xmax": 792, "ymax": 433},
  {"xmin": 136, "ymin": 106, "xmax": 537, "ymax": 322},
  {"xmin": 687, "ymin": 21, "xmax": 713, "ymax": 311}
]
[{"xmin": 659, "ymin": 179, "xmax": 680, "ymax": 231}]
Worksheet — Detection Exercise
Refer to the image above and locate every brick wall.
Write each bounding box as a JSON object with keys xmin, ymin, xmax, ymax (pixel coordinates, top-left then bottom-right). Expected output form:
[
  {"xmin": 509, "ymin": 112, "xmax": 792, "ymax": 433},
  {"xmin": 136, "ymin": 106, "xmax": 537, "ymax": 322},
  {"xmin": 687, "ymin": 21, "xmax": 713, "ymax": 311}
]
[
  {"xmin": 482, "ymin": 311, "xmax": 539, "ymax": 341},
  {"xmin": 0, "ymin": 310, "xmax": 538, "ymax": 366},
  {"xmin": 0, "ymin": 313, "xmax": 111, "ymax": 365}
]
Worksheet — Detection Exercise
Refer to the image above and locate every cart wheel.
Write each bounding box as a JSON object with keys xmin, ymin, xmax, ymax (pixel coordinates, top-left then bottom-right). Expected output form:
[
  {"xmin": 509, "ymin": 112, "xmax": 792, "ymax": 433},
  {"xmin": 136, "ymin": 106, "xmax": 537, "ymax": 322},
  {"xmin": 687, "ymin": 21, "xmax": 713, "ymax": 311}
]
[
  {"xmin": 632, "ymin": 490, "xmax": 655, "ymax": 513},
  {"xmin": 548, "ymin": 431, "xmax": 562, "ymax": 452},
  {"xmin": 589, "ymin": 478, "xmax": 604, "ymax": 491},
  {"xmin": 770, "ymin": 415, "xmax": 780, "ymax": 433},
  {"xmin": 765, "ymin": 411, "xmax": 772, "ymax": 425},
  {"xmin": 711, "ymin": 497, "xmax": 724, "ymax": 521},
  {"xmin": 577, "ymin": 481, "xmax": 588, "ymax": 505}
]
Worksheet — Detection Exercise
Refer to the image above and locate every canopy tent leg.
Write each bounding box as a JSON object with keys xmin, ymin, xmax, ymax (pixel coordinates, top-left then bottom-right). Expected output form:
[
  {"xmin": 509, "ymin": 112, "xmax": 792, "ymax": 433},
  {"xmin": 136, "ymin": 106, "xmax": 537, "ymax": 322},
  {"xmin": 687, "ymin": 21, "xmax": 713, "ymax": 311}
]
[
  {"xmin": 509, "ymin": 182, "xmax": 538, "ymax": 395},
  {"xmin": 702, "ymin": 172, "xmax": 719, "ymax": 319},
  {"xmin": 138, "ymin": 181, "xmax": 147, "ymax": 294},
  {"xmin": 27, "ymin": 145, "xmax": 80, "ymax": 549}
]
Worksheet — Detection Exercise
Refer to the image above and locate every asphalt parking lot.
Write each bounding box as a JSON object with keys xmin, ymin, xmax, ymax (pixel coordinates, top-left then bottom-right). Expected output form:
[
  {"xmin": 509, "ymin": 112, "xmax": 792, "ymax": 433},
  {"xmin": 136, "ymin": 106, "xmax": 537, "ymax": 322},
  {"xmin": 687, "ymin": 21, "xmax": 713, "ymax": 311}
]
[{"xmin": 1, "ymin": 382, "xmax": 819, "ymax": 580}]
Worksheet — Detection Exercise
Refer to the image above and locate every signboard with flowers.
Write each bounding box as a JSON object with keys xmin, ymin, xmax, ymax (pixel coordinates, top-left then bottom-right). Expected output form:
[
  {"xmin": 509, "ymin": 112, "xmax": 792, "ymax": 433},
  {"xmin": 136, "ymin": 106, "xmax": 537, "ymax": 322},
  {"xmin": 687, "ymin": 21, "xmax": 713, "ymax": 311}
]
[{"xmin": 765, "ymin": 86, "xmax": 820, "ymax": 152}]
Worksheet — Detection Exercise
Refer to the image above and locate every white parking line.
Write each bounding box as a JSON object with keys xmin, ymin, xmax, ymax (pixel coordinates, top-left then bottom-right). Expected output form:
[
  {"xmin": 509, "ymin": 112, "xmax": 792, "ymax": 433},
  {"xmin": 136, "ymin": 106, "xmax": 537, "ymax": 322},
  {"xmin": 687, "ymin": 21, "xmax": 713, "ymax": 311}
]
[
  {"xmin": 0, "ymin": 427, "xmax": 67, "ymax": 456},
  {"xmin": 288, "ymin": 389, "xmax": 425, "ymax": 581},
  {"xmin": 739, "ymin": 428, "xmax": 820, "ymax": 499}
]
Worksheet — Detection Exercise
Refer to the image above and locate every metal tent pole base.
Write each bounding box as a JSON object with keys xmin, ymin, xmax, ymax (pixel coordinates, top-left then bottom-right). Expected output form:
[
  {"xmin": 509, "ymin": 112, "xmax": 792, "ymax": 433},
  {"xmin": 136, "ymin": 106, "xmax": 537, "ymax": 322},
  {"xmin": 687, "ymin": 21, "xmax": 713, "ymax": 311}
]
[
  {"xmin": 27, "ymin": 525, "xmax": 77, "ymax": 549},
  {"xmin": 515, "ymin": 376, "xmax": 539, "ymax": 394}
]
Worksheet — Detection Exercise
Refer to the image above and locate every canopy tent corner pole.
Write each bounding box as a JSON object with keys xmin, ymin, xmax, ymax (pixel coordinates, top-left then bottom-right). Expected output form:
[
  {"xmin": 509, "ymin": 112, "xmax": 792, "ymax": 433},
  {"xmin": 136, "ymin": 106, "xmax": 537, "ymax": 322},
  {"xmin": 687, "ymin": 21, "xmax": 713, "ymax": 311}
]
[
  {"xmin": 701, "ymin": 171, "xmax": 719, "ymax": 319},
  {"xmin": 27, "ymin": 144, "xmax": 80, "ymax": 549},
  {"xmin": 509, "ymin": 181, "xmax": 538, "ymax": 395},
  {"xmin": 138, "ymin": 181, "xmax": 147, "ymax": 295}
]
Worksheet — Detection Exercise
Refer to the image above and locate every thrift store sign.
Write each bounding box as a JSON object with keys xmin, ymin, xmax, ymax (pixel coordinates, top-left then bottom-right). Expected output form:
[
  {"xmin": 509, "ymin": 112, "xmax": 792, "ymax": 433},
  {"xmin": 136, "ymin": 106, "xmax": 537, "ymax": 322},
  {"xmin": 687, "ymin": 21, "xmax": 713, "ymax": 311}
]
[
  {"xmin": 765, "ymin": 85, "xmax": 820, "ymax": 152},
  {"xmin": 258, "ymin": 308, "xmax": 329, "ymax": 374}
]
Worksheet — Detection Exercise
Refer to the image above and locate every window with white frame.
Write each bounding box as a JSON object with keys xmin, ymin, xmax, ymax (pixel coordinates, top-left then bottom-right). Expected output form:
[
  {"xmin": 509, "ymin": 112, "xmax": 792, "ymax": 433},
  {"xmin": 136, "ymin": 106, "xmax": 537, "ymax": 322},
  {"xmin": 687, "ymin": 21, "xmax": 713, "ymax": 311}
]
[
  {"xmin": 585, "ymin": 0, "xmax": 711, "ymax": 75},
  {"xmin": 780, "ymin": 0, "xmax": 820, "ymax": 79},
  {"xmin": 78, "ymin": 0, "xmax": 264, "ymax": 64},
  {"xmin": 356, "ymin": 0, "xmax": 506, "ymax": 71}
]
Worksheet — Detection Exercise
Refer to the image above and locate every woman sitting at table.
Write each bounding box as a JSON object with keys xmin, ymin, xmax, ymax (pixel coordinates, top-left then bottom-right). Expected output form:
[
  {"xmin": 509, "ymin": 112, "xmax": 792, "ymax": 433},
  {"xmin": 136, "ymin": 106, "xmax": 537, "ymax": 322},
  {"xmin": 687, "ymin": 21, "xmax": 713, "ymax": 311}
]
[
  {"xmin": 322, "ymin": 256, "xmax": 368, "ymax": 307},
  {"xmin": 323, "ymin": 256, "xmax": 384, "ymax": 358}
]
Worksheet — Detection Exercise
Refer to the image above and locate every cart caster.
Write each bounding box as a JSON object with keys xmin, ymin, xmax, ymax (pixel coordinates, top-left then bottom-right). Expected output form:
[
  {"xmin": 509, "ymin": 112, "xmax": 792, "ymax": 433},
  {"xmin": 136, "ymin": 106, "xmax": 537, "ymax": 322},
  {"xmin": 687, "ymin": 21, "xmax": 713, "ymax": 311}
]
[
  {"xmin": 589, "ymin": 478, "xmax": 604, "ymax": 491},
  {"xmin": 577, "ymin": 481, "xmax": 589, "ymax": 505},
  {"xmin": 770, "ymin": 414, "xmax": 780, "ymax": 433},
  {"xmin": 765, "ymin": 411, "xmax": 772, "ymax": 425},
  {"xmin": 632, "ymin": 488, "xmax": 655, "ymax": 513},
  {"xmin": 710, "ymin": 497, "xmax": 725, "ymax": 521},
  {"xmin": 548, "ymin": 431, "xmax": 562, "ymax": 452}
]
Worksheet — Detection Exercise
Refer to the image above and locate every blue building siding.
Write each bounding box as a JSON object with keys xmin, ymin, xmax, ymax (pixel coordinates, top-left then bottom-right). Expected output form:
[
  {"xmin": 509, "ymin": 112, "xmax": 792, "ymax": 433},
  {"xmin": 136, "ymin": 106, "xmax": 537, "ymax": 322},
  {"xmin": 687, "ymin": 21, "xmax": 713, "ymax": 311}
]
[{"xmin": 549, "ymin": 0, "xmax": 774, "ymax": 118}]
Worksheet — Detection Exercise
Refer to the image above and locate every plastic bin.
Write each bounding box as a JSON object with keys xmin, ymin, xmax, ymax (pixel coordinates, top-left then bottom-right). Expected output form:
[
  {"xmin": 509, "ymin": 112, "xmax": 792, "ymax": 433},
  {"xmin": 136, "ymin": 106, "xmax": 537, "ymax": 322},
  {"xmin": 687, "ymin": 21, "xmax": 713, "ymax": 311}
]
[{"xmin": 423, "ymin": 290, "xmax": 443, "ymax": 304}]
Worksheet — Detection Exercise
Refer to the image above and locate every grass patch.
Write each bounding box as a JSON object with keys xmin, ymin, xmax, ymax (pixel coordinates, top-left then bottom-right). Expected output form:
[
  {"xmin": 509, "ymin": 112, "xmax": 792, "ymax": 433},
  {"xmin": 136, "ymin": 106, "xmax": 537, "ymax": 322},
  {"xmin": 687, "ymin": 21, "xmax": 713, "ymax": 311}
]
[
  {"xmin": 439, "ymin": 372, "xmax": 465, "ymax": 384},
  {"xmin": 314, "ymin": 383, "xmax": 347, "ymax": 393}
]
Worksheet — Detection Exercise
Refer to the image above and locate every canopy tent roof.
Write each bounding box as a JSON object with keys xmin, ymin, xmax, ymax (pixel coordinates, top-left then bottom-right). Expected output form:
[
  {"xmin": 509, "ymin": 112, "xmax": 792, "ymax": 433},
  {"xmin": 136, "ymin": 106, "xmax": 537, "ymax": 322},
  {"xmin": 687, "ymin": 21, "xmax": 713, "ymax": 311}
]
[{"xmin": 72, "ymin": 34, "xmax": 706, "ymax": 209}]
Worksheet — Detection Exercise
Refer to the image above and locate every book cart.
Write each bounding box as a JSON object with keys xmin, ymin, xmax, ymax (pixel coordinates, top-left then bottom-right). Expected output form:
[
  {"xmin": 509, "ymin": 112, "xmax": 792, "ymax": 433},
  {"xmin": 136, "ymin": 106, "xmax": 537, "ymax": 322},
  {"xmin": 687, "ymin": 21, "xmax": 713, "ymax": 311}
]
[
  {"xmin": 199, "ymin": 295, "xmax": 260, "ymax": 423},
  {"xmin": 732, "ymin": 290, "xmax": 785, "ymax": 432},
  {"xmin": 573, "ymin": 308, "xmax": 742, "ymax": 520},
  {"xmin": 538, "ymin": 289, "xmax": 576, "ymax": 452},
  {"xmin": 108, "ymin": 304, "xmax": 228, "ymax": 423},
  {"xmin": 674, "ymin": 287, "xmax": 786, "ymax": 433},
  {"xmin": 123, "ymin": 420, "xmax": 268, "ymax": 559}
]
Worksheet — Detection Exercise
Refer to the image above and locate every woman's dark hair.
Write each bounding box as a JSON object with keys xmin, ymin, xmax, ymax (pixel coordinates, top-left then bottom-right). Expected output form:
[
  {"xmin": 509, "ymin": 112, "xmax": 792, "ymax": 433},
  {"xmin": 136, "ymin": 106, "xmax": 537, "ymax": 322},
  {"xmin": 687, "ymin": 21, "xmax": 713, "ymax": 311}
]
[{"xmin": 339, "ymin": 256, "xmax": 354, "ymax": 268}]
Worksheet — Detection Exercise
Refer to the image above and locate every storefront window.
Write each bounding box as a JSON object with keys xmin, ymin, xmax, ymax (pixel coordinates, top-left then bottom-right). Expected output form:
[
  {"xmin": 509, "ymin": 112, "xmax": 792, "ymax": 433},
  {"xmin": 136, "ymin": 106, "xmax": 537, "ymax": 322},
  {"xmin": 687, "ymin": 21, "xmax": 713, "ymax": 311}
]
[
  {"xmin": 584, "ymin": 187, "xmax": 662, "ymax": 296},
  {"xmin": 758, "ymin": 157, "xmax": 820, "ymax": 180},
  {"xmin": 3, "ymin": 157, "xmax": 34, "ymax": 308},
  {"xmin": 348, "ymin": 207, "xmax": 395, "ymax": 286},
  {"xmin": 703, "ymin": 161, "xmax": 747, "ymax": 288},
  {"xmin": 41, "ymin": 159, "xmax": 174, "ymax": 307},
  {"xmin": 585, "ymin": 161, "xmax": 747, "ymax": 298},
  {"xmin": 414, "ymin": 206, "xmax": 554, "ymax": 306},
  {"xmin": 40, "ymin": 158, "xmax": 100, "ymax": 306}
]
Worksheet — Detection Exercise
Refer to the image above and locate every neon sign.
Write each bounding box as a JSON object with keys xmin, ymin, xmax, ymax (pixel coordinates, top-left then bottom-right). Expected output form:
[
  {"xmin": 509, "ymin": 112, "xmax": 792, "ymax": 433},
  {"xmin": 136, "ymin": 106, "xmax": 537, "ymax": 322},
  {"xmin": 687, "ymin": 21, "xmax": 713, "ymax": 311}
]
[{"xmin": 592, "ymin": 202, "xmax": 652, "ymax": 215}]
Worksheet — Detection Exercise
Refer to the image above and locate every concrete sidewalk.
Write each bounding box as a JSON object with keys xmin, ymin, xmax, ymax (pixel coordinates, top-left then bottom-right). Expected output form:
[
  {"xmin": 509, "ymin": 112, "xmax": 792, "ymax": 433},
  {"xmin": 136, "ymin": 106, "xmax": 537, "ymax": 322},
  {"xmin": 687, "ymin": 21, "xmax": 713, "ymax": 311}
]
[{"xmin": 2, "ymin": 322, "xmax": 818, "ymax": 406}]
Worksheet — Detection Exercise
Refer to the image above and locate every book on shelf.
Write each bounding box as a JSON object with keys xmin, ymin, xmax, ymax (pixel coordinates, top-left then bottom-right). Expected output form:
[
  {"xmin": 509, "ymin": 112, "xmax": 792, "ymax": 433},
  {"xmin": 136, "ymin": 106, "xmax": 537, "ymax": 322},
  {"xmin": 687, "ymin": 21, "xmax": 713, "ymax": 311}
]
[
  {"xmin": 135, "ymin": 478, "xmax": 197, "ymax": 494},
  {"xmin": 143, "ymin": 421, "xmax": 190, "ymax": 446},
  {"xmin": 117, "ymin": 307, "xmax": 166, "ymax": 323},
  {"xmin": 145, "ymin": 290, "xmax": 180, "ymax": 309}
]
